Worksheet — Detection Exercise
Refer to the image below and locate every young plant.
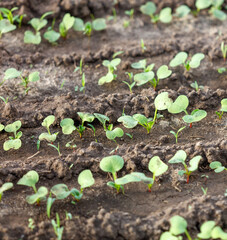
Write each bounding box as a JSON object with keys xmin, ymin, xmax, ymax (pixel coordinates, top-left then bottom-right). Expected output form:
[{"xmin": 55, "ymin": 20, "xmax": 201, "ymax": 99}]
[
  {"xmin": 168, "ymin": 150, "xmax": 201, "ymax": 183},
  {"xmin": 39, "ymin": 115, "xmax": 58, "ymax": 143},
  {"xmin": 24, "ymin": 11, "xmax": 53, "ymax": 44},
  {"xmin": 182, "ymin": 109, "xmax": 207, "ymax": 128},
  {"xmin": 0, "ymin": 7, "xmax": 25, "ymax": 26},
  {"xmin": 28, "ymin": 218, "xmax": 35, "ymax": 230},
  {"xmin": 216, "ymin": 98, "xmax": 227, "ymax": 120},
  {"xmin": 209, "ymin": 0, "xmax": 227, "ymax": 21},
  {"xmin": 170, "ymin": 126, "xmax": 186, "ymax": 144},
  {"xmin": 98, "ymin": 58, "xmax": 121, "ymax": 85},
  {"xmin": 210, "ymin": 161, "xmax": 227, "ymax": 173},
  {"xmin": 0, "ymin": 19, "xmax": 16, "ymax": 38},
  {"xmin": 125, "ymin": 9, "xmax": 134, "ymax": 20},
  {"xmin": 169, "ymin": 52, "xmax": 205, "ymax": 71},
  {"xmin": 140, "ymin": 2, "xmax": 172, "ymax": 23},
  {"xmin": 47, "ymin": 193, "xmax": 55, "ymax": 218},
  {"xmin": 51, "ymin": 169, "xmax": 95, "ymax": 202},
  {"xmin": 133, "ymin": 114, "xmax": 154, "ymax": 133},
  {"xmin": 0, "ymin": 96, "xmax": 9, "ymax": 104},
  {"xmin": 77, "ymin": 112, "xmax": 95, "ymax": 138},
  {"xmin": 59, "ymin": 13, "xmax": 74, "ymax": 38},
  {"xmin": 0, "ymin": 182, "xmax": 13, "ymax": 201},
  {"xmin": 141, "ymin": 39, "xmax": 146, "ymax": 53},
  {"xmin": 168, "ymin": 95, "xmax": 189, "ymax": 115},
  {"xmin": 17, "ymin": 170, "xmax": 48, "ymax": 205},
  {"xmin": 221, "ymin": 41, "xmax": 227, "ymax": 61},
  {"xmin": 94, "ymin": 113, "xmax": 110, "ymax": 131},
  {"xmin": 122, "ymin": 80, "xmax": 135, "ymax": 93},
  {"xmin": 48, "ymin": 143, "xmax": 61, "ymax": 156},
  {"xmin": 3, "ymin": 120, "xmax": 22, "ymax": 151},
  {"xmin": 74, "ymin": 59, "xmax": 83, "ymax": 75},
  {"xmin": 190, "ymin": 81, "xmax": 204, "ymax": 91},
  {"xmin": 175, "ymin": 5, "xmax": 191, "ymax": 18},
  {"xmin": 51, "ymin": 213, "xmax": 64, "ymax": 240},
  {"xmin": 131, "ymin": 59, "xmax": 154, "ymax": 72},
  {"xmin": 106, "ymin": 127, "xmax": 124, "ymax": 144},
  {"xmin": 73, "ymin": 18, "xmax": 106, "ymax": 37}
]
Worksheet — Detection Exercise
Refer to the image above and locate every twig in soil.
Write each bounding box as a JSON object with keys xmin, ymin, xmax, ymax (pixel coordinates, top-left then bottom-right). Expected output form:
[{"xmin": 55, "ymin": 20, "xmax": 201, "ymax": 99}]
[{"xmin": 27, "ymin": 151, "xmax": 41, "ymax": 160}]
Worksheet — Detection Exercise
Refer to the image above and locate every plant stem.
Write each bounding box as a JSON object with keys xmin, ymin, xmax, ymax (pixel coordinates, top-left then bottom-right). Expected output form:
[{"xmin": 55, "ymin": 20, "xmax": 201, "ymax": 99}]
[
  {"xmin": 189, "ymin": 123, "xmax": 192, "ymax": 128},
  {"xmin": 185, "ymin": 229, "xmax": 192, "ymax": 240}
]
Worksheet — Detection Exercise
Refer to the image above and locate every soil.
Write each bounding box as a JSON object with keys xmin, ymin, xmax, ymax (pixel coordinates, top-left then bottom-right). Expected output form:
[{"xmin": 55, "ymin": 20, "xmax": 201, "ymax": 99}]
[{"xmin": 0, "ymin": 0, "xmax": 227, "ymax": 239}]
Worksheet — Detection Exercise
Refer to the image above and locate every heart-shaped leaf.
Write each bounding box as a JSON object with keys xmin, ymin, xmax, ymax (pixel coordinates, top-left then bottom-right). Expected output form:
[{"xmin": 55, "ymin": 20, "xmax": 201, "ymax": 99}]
[
  {"xmin": 169, "ymin": 215, "xmax": 187, "ymax": 235},
  {"xmin": 77, "ymin": 112, "xmax": 94, "ymax": 125},
  {"xmin": 0, "ymin": 182, "xmax": 13, "ymax": 195},
  {"xmin": 73, "ymin": 18, "xmax": 85, "ymax": 31},
  {"xmin": 169, "ymin": 150, "xmax": 187, "ymax": 164},
  {"xmin": 134, "ymin": 71, "xmax": 155, "ymax": 86},
  {"xmin": 5, "ymin": 120, "xmax": 21, "ymax": 134},
  {"xmin": 51, "ymin": 184, "xmax": 73, "ymax": 199},
  {"xmin": 189, "ymin": 53, "xmax": 205, "ymax": 68},
  {"xmin": 196, "ymin": 0, "xmax": 212, "ymax": 10},
  {"xmin": 26, "ymin": 186, "xmax": 48, "ymax": 204},
  {"xmin": 100, "ymin": 155, "xmax": 124, "ymax": 174},
  {"xmin": 42, "ymin": 115, "xmax": 55, "ymax": 129},
  {"xmin": 182, "ymin": 109, "xmax": 207, "ymax": 123},
  {"xmin": 169, "ymin": 52, "xmax": 188, "ymax": 67},
  {"xmin": 148, "ymin": 156, "xmax": 168, "ymax": 176},
  {"xmin": 168, "ymin": 95, "xmax": 189, "ymax": 114},
  {"xmin": 188, "ymin": 156, "xmax": 201, "ymax": 172},
  {"xmin": 130, "ymin": 172, "xmax": 154, "ymax": 185},
  {"xmin": 3, "ymin": 139, "xmax": 22, "ymax": 151},
  {"xmin": 62, "ymin": 13, "xmax": 74, "ymax": 31},
  {"xmin": 78, "ymin": 170, "xmax": 95, "ymax": 189},
  {"xmin": 60, "ymin": 118, "xmax": 76, "ymax": 135},
  {"xmin": 30, "ymin": 18, "xmax": 47, "ymax": 31},
  {"xmin": 133, "ymin": 114, "xmax": 149, "ymax": 125},
  {"xmin": 29, "ymin": 72, "xmax": 40, "ymax": 82},
  {"xmin": 160, "ymin": 232, "xmax": 180, "ymax": 240},
  {"xmin": 157, "ymin": 65, "xmax": 172, "ymax": 79},
  {"xmin": 197, "ymin": 221, "xmax": 216, "ymax": 239},
  {"xmin": 115, "ymin": 174, "xmax": 142, "ymax": 185},
  {"xmin": 154, "ymin": 92, "xmax": 173, "ymax": 110},
  {"xmin": 92, "ymin": 18, "xmax": 106, "ymax": 31},
  {"xmin": 39, "ymin": 133, "xmax": 57, "ymax": 142},
  {"xmin": 44, "ymin": 30, "xmax": 60, "ymax": 43},
  {"xmin": 118, "ymin": 115, "xmax": 138, "ymax": 128},
  {"xmin": 17, "ymin": 170, "xmax": 39, "ymax": 189},
  {"xmin": 106, "ymin": 127, "xmax": 124, "ymax": 140},
  {"xmin": 0, "ymin": 19, "xmax": 16, "ymax": 34},
  {"xmin": 4, "ymin": 68, "xmax": 21, "ymax": 80},
  {"xmin": 140, "ymin": 2, "xmax": 156, "ymax": 16},
  {"xmin": 159, "ymin": 7, "xmax": 172, "ymax": 23},
  {"xmin": 98, "ymin": 72, "xmax": 114, "ymax": 85},
  {"xmin": 211, "ymin": 226, "xmax": 227, "ymax": 239},
  {"xmin": 110, "ymin": 58, "xmax": 121, "ymax": 68},
  {"xmin": 210, "ymin": 161, "xmax": 225, "ymax": 173},
  {"xmin": 131, "ymin": 59, "xmax": 147, "ymax": 69},
  {"xmin": 24, "ymin": 31, "xmax": 41, "ymax": 45},
  {"xmin": 94, "ymin": 113, "xmax": 109, "ymax": 127},
  {"xmin": 175, "ymin": 5, "xmax": 191, "ymax": 18}
]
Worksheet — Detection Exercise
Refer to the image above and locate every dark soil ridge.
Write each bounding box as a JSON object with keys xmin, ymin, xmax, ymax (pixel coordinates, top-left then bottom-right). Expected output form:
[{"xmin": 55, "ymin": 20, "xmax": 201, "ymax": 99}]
[{"xmin": 0, "ymin": 195, "xmax": 226, "ymax": 240}]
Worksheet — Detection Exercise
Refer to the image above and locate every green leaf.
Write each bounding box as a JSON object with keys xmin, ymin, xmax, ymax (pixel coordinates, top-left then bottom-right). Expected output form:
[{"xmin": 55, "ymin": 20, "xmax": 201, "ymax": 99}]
[
  {"xmin": 100, "ymin": 155, "xmax": 124, "ymax": 174},
  {"xmin": 77, "ymin": 112, "xmax": 94, "ymax": 125},
  {"xmin": 131, "ymin": 59, "xmax": 147, "ymax": 69},
  {"xmin": 0, "ymin": 19, "xmax": 16, "ymax": 34},
  {"xmin": 178, "ymin": 170, "xmax": 186, "ymax": 176},
  {"xmin": 106, "ymin": 127, "xmax": 124, "ymax": 140},
  {"xmin": 115, "ymin": 174, "xmax": 142, "ymax": 185},
  {"xmin": 42, "ymin": 115, "xmax": 55, "ymax": 129},
  {"xmin": 39, "ymin": 133, "xmax": 57, "ymax": 142},
  {"xmin": 24, "ymin": 31, "xmax": 41, "ymax": 45},
  {"xmin": 62, "ymin": 13, "xmax": 74, "ymax": 31},
  {"xmin": 94, "ymin": 113, "xmax": 109, "ymax": 126},
  {"xmin": 44, "ymin": 30, "xmax": 60, "ymax": 43},
  {"xmin": 133, "ymin": 114, "xmax": 149, "ymax": 125},
  {"xmin": 3, "ymin": 139, "xmax": 22, "ymax": 150},
  {"xmin": 182, "ymin": 109, "xmax": 207, "ymax": 123},
  {"xmin": 30, "ymin": 18, "xmax": 47, "ymax": 31},
  {"xmin": 175, "ymin": 5, "xmax": 191, "ymax": 18},
  {"xmin": 212, "ymin": 9, "xmax": 226, "ymax": 21},
  {"xmin": 98, "ymin": 72, "xmax": 114, "ymax": 85},
  {"xmin": 92, "ymin": 18, "xmax": 106, "ymax": 31},
  {"xmin": 5, "ymin": 120, "xmax": 21, "ymax": 133},
  {"xmin": 160, "ymin": 232, "xmax": 180, "ymax": 240},
  {"xmin": 51, "ymin": 184, "xmax": 72, "ymax": 199},
  {"xmin": 169, "ymin": 150, "xmax": 187, "ymax": 164},
  {"xmin": 221, "ymin": 98, "xmax": 227, "ymax": 112},
  {"xmin": 73, "ymin": 18, "xmax": 85, "ymax": 31},
  {"xmin": 159, "ymin": 7, "xmax": 172, "ymax": 23},
  {"xmin": 110, "ymin": 58, "xmax": 121, "ymax": 68},
  {"xmin": 188, "ymin": 156, "xmax": 201, "ymax": 172},
  {"xmin": 4, "ymin": 68, "xmax": 21, "ymax": 80},
  {"xmin": 17, "ymin": 170, "xmax": 39, "ymax": 188},
  {"xmin": 210, "ymin": 161, "xmax": 225, "ymax": 173},
  {"xmin": 60, "ymin": 118, "xmax": 76, "ymax": 135},
  {"xmin": 0, "ymin": 182, "xmax": 13, "ymax": 195},
  {"xmin": 118, "ymin": 115, "xmax": 138, "ymax": 128},
  {"xmin": 197, "ymin": 221, "xmax": 216, "ymax": 239},
  {"xmin": 78, "ymin": 170, "xmax": 95, "ymax": 189},
  {"xmin": 169, "ymin": 52, "xmax": 188, "ymax": 67},
  {"xmin": 148, "ymin": 156, "xmax": 168, "ymax": 176},
  {"xmin": 131, "ymin": 172, "xmax": 154, "ymax": 184},
  {"xmin": 157, "ymin": 65, "xmax": 172, "ymax": 79},
  {"xmin": 169, "ymin": 215, "xmax": 187, "ymax": 235},
  {"xmin": 189, "ymin": 53, "xmax": 205, "ymax": 68},
  {"xmin": 196, "ymin": 0, "xmax": 212, "ymax": 9},
  {"xmin": 154, "ymin": 92, "xmax": 173, "ymax": 110},
  {"xmin": 168, "ymin": 95, "xmax": 189, "ymax": 114},
  {"xmin": 29, "ymin": 72, "xmax": 40, "ymax": 82},
  {"xmin": 134, "ymin": 71, "xmax": 155, "ymax": 86},
  {"xmin": 140, "ymin": 2, "xmax": 156, "ymax": 16},
  {"xmin": 211, "ymin": 226, "xmax": 227, "ymax": 239},
  {"xmin": 26, "ymin": 186, "xmax": 48, "ymax": 204}
]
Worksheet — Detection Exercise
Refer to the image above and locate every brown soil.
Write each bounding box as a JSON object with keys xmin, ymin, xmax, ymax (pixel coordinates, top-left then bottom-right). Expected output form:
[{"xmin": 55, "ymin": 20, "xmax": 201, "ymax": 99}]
[{"xmin": 0, "ymin": 1, "xmax": 227, "ymax": 240}]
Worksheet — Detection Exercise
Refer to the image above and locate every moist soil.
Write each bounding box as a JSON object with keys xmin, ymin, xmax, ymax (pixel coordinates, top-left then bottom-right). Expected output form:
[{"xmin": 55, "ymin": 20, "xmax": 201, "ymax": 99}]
[{"xmin": 0, "ymin": 1, "xmax": 227, "ymax": 240}]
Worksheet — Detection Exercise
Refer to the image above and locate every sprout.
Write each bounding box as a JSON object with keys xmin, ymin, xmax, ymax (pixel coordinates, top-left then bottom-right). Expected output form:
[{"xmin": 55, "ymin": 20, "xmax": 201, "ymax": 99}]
[
  {"xmin": 190, "ymin": 81, "xmax": 204, "ymax": 91},
  {"xmin": 106, "ymin": 127, "xmax": 124, "ymax": 144},
  {"xmin": 59, "ymin": 13, "xmax": 74, "ymax": 38},
  {"xmin": 210, "ymin": 161, "xmax": 227, "ymax": 173},
  {"xmin": 94, "ymin": 113, "xmax": 110, "ymax": 131},
  {"xmin": 51, "ymin": 213, "xmax": 64, "ymax": 240},
  {"xmin": 216, "ymin": 98, "xmax": 227, "ymax": 120},
  {"xmin": 221, "ymin": 42, "xmax": 227, "ymax": 62},
  {"xmin": 182, "ymin": 109, "xmax": 207, "ymax": 128},
  {"xmin": 133, "ymin": 114, "xmax": 154, "ymax": 133},
  {"xmin": 170, "ymin": 126, "xmax": 186, "ymax": 144},
  {"xmin": 0, "ymin": 182, "xmax": 13, "ymax": 201}
]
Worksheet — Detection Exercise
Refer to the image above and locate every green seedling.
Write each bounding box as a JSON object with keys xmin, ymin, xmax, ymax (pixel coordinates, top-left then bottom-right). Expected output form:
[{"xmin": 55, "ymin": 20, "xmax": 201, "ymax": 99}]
[
  {"xmin": 201, "ymin": 186, "xmax": 208, "ymax": 195},
  {"xmin": 3, "ymin": 120, "xmax": 22, "ymax": 151},
  {"xmin": 39, "ymin": 115, "xmax": 58, "ymax": 143},
  {"xmin": 168, "ymin": 95, "xmax": 189, "ymax": 115},
  {"xmin": 131, "ymin": 59, "xmax": 154, "ymax": 72},
  {"xmin": 221, "ymin": 41, "xmax": 227, "ymax": 62},
  {"xmin": 190, "ymin": 81, "xmax": 204, "ymax": 91},
  {"xmin": 140, "ymin": 2, "xmax": 172, "ymax": 23},
  {"xmin": 169, "ymin": 150, "xmax": 201, "ymax": 183},
  {"xmin": 87, "ymin": 124, "xmax": 97, "ymax": 142},
  {"xmin": 94, "ymin": 113, "xmax": 110, "ymax": 131},
  {"xmin": 75, "ymin": 72, "xmax": 86, "ymax": 93},
  {"xmin": 133, "ymin": 114, "xmax": 154, "ymax": 133},
  {"xmin": 218, "ymin": 67, "xmax": 227, "ymax": 73},
  {"xmin": 28, "ymin": 218, "xmax": 35, "ymax": 230},
  {"xmin": 17, "ymin": 170, "xmax": 48, "ymax": 205},
  {"xmin": 112, "ymin": 51, "xmax": 124, "ymax": 59},
  {"xmin": 125, "ymin": 72, "xmax": 133, "ymax": 83},
  {"xmin": 100, "ymin": 155, "xmax": 125, "ymax": 193},
  {"xmin": 74, "ymin": 59, "xmax": 83, "ymax": 75},
  {"xmin": 209, "ymin": 0, "xmax": 227, "ymax": 21},
  {"xmin": 175, "ymin": 5, "xmax": 191, "ymax": 18},
  {"xmin": 0, "ymin": 96, "xmax": 9, "ymax": 104},
  {"xmin": 106, "ymin": 127, "xmax": 124, "ymax": 144},
  {"xmin": 141, "ymin": 39, "xmax": 146, "ymax": 53},
  {"xmin": 59, "ymin": 13, "xmax": 74, "ymax": 38},
  {"xmin": 44, "ymin": 30, "xmax": 60, "ymax": 44},
  {"xmin": 77, "ymin": 112, "xmax": 95, "ymax": 138},
  {"xmin": 65, "ymin": 140, "xmax": 77, "ymax": 150},
  {"xmin": 182, "ymin": 109, "xmax": 207, "ymax": 128},
  {"xmin": 0, "ymin": 182, "xmax": 13, "ymax": 201},
  {"xmin": 51, "ymin": 170, "xmax": 95, "ymax": 203},
  {"xmin": 134, "ymin": 65, "xmax": 172, "ymax": 90},
  {"xmin": 98, "ymin": 58, "xmax": 121, "ymax": 85},
  {"xmin": 170, "ymin": 126, "xmax": 186, "ymax": 143},
  {"xmin": 73, "ymin": 18, "xmax": 106, "ymax": 37},
  {"xmin": 48, "ymin": 143, "xmax": 61, "ymax": 156},
  {"xmin": 125, "ymin": 9, "xmax": 134, "ymax": 19},
  {"xmin": 65, "ymin": 211, "xmax": 72, "ymax": 220},
  {"xmin": 216, "ymin": 98, "xmax": 227, "ymax": 119},
  {"xmin": 125, "ymin": 133, "xmax": 133, "ymax": 139},
  {"xmin": 47, "ymin": 194, "xmax": 55, "ymax": 218},
  {"xmin": 169, "ymin": 52, "xmax": 205, "ymax": 71},
  {"xmin": 0, "ymin": 19, "xmax": 16, "ymax": 38},
  {"xmin": 210, "ymin": 161, "xmax": 227, "ymax": 173},
  {"xmin": 51, "ymin": 213, "xmax": 64, "ymax": 240},
  {"xmin": 24, "ymin": 11, "xmax": 53, "ymax": 44},
  {"xmin": 122, "ymin": 80, "xmax": 135, "ymax": 93},
  {"xmin": 0, "ymin": 7, "xmax": 25, "ymax": 26},
  {"xmin": 117, "ymin": 115, "xmax": 138, "ymax": 129}
]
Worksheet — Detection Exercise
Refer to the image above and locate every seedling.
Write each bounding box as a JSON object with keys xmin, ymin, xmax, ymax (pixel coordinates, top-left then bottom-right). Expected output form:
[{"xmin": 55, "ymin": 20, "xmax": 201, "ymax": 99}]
[
  {"xmin": 3, "ymin": 120, "xmax": 22, "ymax": 151},
  {"xmin": 209, "ymin": 0, "xmax": 227, "ymax": 21},
  {"xmin": 28, "ymin": 218, "xmax": 35, "ymax": 230},
  {"xmin": 201, "ymin": 186, "xmax": 208, "ymax": 195},
  {"xmin": 0, "ymin": 7, "xmax": 25, "ymax": 26},
  {"xmin": 51, "ymin": 213, "xmax": 64, "ymax": 240},
  {"xmin": 131, "ymin": 59, "xmax": 154, "ymax": 72},
  {"xmin": 99, "ymin": 155, "xmax": 125, "ymax": 193},
  {"xmin": 182, "ymin": 109, "xmax": 207, "ymax": 128},
  {"xmin": 125, "ymin": 72, "xmax": 133, "ymax": 83},
  {"xmin": 65, "ymin": 140, "xmax": 77, "ymax": 150},
  {"xmin": 17, "ymin": 170, "xmax": 48, "ymax": 205},
  {"xmin": 168, "ymin": 150, "xmax": 201, "ymax": 183},
  {"xmin": 175, "ymin": 5, "xmax": 191, "ymax": 18},
  {"xmin": 221, "ymin": 42, "xmax": 227, "ymax": 61},
  {"xmin": 73, "ymin": 18, "xmax": 106, "ymax": 37},
  {"xmin": 24, "ymin": 11, "xmax": 53, "ymax": 44},
  {"xmin": 98, "ymin": 58, "xmax": 121, "ymax": 85},
  {"xmin": 190, "ymin": 81, "xmax": 204, "ymax": 91},
  {"xmin": 39, "ymin": 115, "xmax": 58, "ymax": 143},
  {"xmin": 94, "ymin": 113, "xmax": 110, "ymax": 131},
  {"xmin": 0, "ymin": 19, "xmax": 16, "ymax": 38},
  {"xmin": 125, "ymin": 9, "xmax": 134, "ymax": 20},
  {"xmin": 59, "ymin": 13, "xmax": 74, "ymax": 38},
  {"xmin": 74, "ymin": 59, "xmax": 83, "ymax": 75},
  {"xmin": 210, "ymin": 161, "xmax": 227, "ymax": 173},
  {"xmin": 51, "ymin": 169, "xmax": 95, "ymax": 202},
  {"xmin": 0, "ymin": 182, "xmax": 13, "ymax": 201},
  {"xmin": 134, "ymin": 65, "xmax": 172, "ymax": 90},
  {"xmin": 47, "ymin": 194, "xmax": 55, "ymax": 218},
  {"xmin": 168, "ymin": 95, "xmax": 189, "ymax": 115},
  {"xmin": 48, "ymin": 143, "xmax": 61, "ymax": 156},
  {"xmin": 122, "ymin": 80, "xmax": 135, "ymax": 93},
  {"xmin": 87, "ymin": 124, "xmax": 97, "ymax": 142},
  {"xmin": 170, "ymin": 126, "xmax": 186, "ymax": 143},
  {"xmin": 169, "ymin": 52, "xmax": 205, "ymax": 71},
  {"xmin": 141, "ymin": 39, "xmax": 146, "ymax": 53},
  {"xmin": 112, "ymin": 51, "xmax": 124, "ymax": 59},
  {"xmin": 218, "ymin": 67, "xmax": 226, "ymax": 73},
  {"xmin": 77, "ymin": 112, "xmax": 95, "ymax": 138},
  {"xmin": 140, "ymin": 2, "xmax": 172, "ymax": 23},
  {"xmin": 106, "ymin": 127, "xmax": 124, "ymax": 144},
  {"xmin": 0, "ymin": 96, "xmax": 9, "ymax": 104},
  {"xmin": 216, "ymin": 98, "xmax": 227, "ymax": 119},
  {"xmin": 133, "ymin": 114, "xmax": 154, "ymax": 133}
]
